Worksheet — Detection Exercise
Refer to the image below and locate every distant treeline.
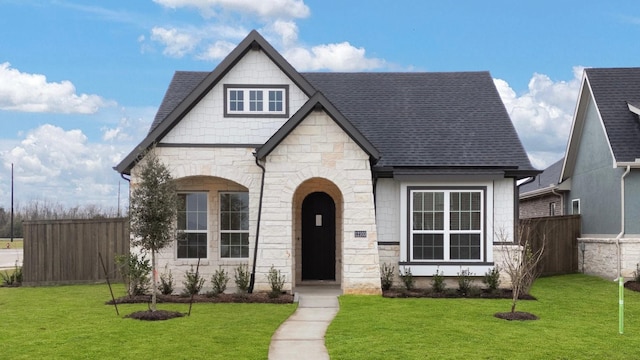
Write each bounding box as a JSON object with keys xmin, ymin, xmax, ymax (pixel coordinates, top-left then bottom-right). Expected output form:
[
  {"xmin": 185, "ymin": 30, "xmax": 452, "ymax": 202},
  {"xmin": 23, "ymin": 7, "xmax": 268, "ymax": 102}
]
[{"xmin": 0, "ymin": 200, "xmax": 124, "ymax": 238}]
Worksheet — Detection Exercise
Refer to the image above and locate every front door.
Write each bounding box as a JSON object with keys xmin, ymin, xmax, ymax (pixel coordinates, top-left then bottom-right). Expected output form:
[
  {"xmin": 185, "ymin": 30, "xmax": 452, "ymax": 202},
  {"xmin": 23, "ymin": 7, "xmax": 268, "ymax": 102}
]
[{"xmin": 301, "ymin": 192, "xmax": 336, "ymax": 280}]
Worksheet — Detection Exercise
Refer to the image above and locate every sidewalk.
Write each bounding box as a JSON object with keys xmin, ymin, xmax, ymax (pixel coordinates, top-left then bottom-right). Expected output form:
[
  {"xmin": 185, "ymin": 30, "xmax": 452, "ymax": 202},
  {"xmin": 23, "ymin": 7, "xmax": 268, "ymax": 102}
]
[
  {"xmin": 269, "ymin": 286, "xmax": 341, "ymax": 360},
  {"xmin": 0, "ymin": 249, "xmax": 23, "ymax": 269}
]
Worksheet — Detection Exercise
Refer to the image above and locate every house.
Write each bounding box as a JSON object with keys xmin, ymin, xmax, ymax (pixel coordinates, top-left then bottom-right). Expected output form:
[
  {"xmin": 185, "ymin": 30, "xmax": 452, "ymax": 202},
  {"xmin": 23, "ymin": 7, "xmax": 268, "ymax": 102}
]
[
  {"xmin": 115, "ymin": 30, "xmax": 536, "ymax": 294},
  {"xmin": 560, "ymin": 68, "xmax": 640, "ymax": 279},
  {"xmin": 519, "ymin": 158, "xmax": 568, "ymax": 218}
]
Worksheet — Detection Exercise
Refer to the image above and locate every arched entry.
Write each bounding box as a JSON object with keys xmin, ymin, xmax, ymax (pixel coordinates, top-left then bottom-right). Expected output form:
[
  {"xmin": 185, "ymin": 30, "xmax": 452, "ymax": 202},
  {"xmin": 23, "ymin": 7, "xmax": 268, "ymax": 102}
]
[{"xmin": 301, "ymin": 192, "xmax": 336, "ymax": 280}]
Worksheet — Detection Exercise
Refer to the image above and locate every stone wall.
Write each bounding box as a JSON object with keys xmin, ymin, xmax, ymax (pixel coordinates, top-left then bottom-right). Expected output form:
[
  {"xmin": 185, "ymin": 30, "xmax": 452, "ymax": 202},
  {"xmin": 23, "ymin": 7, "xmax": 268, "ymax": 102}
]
[{"xmin": 578, "ymin": 237, "xmax": 640, "ymax": 279}]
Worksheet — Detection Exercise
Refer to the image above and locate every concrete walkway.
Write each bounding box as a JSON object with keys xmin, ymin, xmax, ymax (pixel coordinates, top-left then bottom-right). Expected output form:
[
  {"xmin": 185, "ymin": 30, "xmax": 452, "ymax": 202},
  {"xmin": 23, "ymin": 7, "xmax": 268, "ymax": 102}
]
[
  {"xmin": 0, "ymin": 249, "xmax": 23, "ymax": 270},
  {"xmin": 269, "ymin": 285, "xmax": 342, "ymax": 360}
]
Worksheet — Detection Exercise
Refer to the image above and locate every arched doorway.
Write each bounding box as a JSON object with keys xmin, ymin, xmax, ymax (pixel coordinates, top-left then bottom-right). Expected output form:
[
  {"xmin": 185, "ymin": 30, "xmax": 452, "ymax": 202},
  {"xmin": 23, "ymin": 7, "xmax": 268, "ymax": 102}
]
[{"xmin": 301, "ymin": 192, "xmax": 336, "ymax": 280}]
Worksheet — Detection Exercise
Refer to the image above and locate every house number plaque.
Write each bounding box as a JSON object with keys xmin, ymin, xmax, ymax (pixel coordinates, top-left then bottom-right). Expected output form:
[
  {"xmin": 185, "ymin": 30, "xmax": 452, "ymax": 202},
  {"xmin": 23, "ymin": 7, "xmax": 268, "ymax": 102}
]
[{"xmin": 354, "ymin": 231, "xmax": 367, "ymax": 238}]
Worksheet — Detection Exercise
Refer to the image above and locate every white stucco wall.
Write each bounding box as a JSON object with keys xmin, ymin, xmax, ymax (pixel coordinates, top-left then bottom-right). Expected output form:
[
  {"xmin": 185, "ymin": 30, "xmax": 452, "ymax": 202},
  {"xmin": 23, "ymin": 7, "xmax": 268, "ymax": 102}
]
[{"xmin": 162, "ymin": 49, "xmax": 309, "ymax": 144}]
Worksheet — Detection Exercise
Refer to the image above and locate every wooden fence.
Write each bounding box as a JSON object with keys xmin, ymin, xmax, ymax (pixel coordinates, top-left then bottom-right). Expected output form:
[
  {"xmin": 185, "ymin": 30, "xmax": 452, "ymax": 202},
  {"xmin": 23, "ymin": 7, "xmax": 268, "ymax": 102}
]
[
  {"xmin": 519, "ymin": 215, "xmax": 581, "ymax": 276},
  {"xmin": 23, "ymin": 218, "xmax": 129, "ymax": 286}
]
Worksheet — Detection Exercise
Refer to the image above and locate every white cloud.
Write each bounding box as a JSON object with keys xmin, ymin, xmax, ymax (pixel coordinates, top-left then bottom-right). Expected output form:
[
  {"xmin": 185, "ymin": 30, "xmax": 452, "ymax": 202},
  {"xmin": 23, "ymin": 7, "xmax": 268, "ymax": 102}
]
[
  {"xmin": 150, "ymin": 27, "xmax": 198, "ymax": 58},
  {"xmin": 268, "ymin": 20, "xmax": 299, "ymax": 46},
  {"xmin": 0, "ymin": 63, "xmax": 112, "ymax": 114},
  {"xmin": 284, "ymin": 42, "xmax": 386, "ymax": 71},
  {"xmin": 197, "ymin": 40, "xmax": 237, "ymax": 60},
  {"xmin": 0, "ymin": 118, "xmax": 156, "ymax": 209},
  {"xmin": 153, "ymin": 0, "xmax": 310, "ymax": 19},
  {"xmin": 495, "ymin": 66, "xmax": 584, "ymax": 169}
]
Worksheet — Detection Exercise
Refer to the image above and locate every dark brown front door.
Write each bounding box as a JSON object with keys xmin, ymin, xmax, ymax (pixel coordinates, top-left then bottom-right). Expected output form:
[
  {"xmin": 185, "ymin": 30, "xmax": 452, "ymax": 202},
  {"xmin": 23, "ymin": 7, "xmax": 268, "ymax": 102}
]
[{"xmin": 302, "ymin": 192, "xmax": 336, "ymax": 280}]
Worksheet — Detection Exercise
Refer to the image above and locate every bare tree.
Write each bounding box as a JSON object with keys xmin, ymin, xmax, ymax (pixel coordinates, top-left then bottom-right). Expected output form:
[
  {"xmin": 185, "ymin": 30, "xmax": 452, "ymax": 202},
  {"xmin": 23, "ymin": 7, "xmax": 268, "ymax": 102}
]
[
  {"xmin": 498, "ymin": 220, "xmax": 546, "ymax": 314},
  {"xmin": 129, "ymin": 148, "xmax": 179, "ymax": 311}
]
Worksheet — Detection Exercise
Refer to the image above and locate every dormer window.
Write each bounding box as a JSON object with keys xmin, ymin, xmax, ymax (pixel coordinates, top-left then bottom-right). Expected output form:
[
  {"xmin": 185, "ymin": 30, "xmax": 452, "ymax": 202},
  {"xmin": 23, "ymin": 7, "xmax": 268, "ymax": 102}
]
[{"xmin": 224, "ymin": 85, "xmax": 288, "ymax": 117}]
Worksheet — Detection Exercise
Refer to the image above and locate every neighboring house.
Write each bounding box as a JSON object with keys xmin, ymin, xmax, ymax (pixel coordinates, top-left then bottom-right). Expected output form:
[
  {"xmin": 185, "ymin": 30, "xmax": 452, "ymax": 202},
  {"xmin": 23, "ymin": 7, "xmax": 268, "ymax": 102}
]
[
  {"xmin": 115, "ymin": 30, "xmax": 536, "ymax": 294},
  {"xmin": 519, "ymin": 158, "xmax": 568, "ymax": 218},
  {"xmin": 560, "ymin": 68, "xmax": 640, "ymax": 279}
]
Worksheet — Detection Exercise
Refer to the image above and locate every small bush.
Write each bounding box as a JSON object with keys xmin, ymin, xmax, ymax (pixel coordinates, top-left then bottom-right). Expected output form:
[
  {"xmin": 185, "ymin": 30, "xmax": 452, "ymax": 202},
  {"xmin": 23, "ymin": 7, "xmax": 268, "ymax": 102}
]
[
  {"xmin": 0, "ymin": 263, "xmax": 22, "ymax": 286},
  {"xmin": 115, "ymin": 253, "xmax": 151, "ymax": 297},
  {"xmin": 159, "ymin": 267, "xmax": 174, "ymax": 295},
  {"xmin": 634, "ymin": 264, "xmax": 640, "ymax": 283},
  {"xmin": 267, "ymin": 265, "xmax": 285, "ymax": 298},
  {"xmin": 380, "ymin": 263, "xmax": 395, "ymax": 291},
  {"xmin": 210, "ymin": 267, "xmax": 230, "ymax": 295},
  {"xmin": 181, "ymin": 265, "xmax": 205, "ymax": 296},
  {"xmin": 457, "ymin": 268, "xmax": 475, "ymax": 295},
  {"xmin": 483, "ymin": 266, "xmax": 501, "ymax": 292},
  {"xmin": 431, "ymin": 267, "xmax": 445, "ymax": 293},
  {"xmin": 234, "ymin": 264, "xmax": 251, "ymax": 293},
  {"xmin": 399, "ymin": 267, "xmax": 414, "ymax": 291}
]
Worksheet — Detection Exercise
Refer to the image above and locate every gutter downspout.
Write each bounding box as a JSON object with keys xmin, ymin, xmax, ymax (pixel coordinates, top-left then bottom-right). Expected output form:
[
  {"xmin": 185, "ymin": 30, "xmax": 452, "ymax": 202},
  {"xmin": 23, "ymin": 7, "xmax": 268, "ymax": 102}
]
[
  {"xmin": 248, "ymin": 154, "xmax": 266, "ymax": 294},
  {"xmin": 615, "ymin": 165, "xmax": 630, "ymax": 335},
  {"xmin": 550, "ymin": 187, "xmax": 562, "ymax": 215}
]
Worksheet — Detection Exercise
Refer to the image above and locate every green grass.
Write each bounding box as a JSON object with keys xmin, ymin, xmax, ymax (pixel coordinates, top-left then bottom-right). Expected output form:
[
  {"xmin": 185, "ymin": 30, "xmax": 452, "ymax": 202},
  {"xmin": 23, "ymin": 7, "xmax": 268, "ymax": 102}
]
[
  {"xmin": 327, "ymin": 274, "xmax": 640, "ymax": 359},
  {"xmin": 1, "ymin": 283, "xmax": 296, "ymax": 359},
  {"xmin": 0, "ymin": 238, "xmax": 23, "ymax": 249}
]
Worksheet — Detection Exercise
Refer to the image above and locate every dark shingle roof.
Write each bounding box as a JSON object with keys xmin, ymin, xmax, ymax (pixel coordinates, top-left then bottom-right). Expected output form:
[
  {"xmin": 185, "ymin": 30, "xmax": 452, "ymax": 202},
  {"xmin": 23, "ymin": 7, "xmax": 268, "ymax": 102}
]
[
  {"xmin": 150, "ymin": 71, "xmax": 209, "ymax": 133},
  {"xmin": 586, "ymin": 68, "xmax": 640, "ymax": 162},
  {"xmin": 302, "ymin": 72, "xmax": 534, "ymax": 169},
  {"xmin": 519, "ymin": 157, "xmax": 564, "ymax": 194}
]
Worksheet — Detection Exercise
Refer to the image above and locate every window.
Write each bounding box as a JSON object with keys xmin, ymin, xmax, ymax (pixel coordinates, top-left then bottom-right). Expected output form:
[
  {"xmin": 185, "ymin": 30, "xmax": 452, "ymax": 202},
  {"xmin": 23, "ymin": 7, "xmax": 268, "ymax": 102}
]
[
  {"xmin": 549, "ymin": 202, "xmax": 556, "ymax": 216},
  {"xmin": 224, "ymin": 85, "xmax": 288, "ymax": 117},
  {"xmin": 410, "ymin": 189, "xmax": 483, "ymax": 262},
  {"xmin": 177, "ymin": 193, "xmax": 208, "ymax": 259},
  {"xmin": 572, "ymin": 199, "xmax": 580, "ymax": 215},
  {"xmin": 220, "ymin": 192, "xmax": 249, "ymax": 258}
]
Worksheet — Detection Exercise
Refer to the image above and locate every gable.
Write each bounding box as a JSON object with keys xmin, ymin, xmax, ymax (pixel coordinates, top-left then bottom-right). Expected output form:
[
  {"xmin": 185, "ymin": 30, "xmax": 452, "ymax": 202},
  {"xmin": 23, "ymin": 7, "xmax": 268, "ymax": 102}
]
[
  {"xmin": 161, "ymin": 49, "xmax": 310, "ymax": 145},
  {"xmin": 562, "ymin": 68, "xmax": 640, "ymax": 181}
]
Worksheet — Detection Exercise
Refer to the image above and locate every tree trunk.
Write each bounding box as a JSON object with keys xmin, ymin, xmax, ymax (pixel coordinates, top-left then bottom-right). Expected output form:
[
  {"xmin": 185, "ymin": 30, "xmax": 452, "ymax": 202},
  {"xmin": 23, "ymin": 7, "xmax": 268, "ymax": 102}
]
[{"xmin": 151, "ymin": 250, "xmax": 157, "ymax": 312}]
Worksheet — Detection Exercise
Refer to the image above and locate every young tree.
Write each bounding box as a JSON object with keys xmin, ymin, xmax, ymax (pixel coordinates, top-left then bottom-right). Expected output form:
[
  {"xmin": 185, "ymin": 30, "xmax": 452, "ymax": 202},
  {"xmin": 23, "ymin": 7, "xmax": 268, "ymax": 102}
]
[
  {"xmin": 129, "ymin": 148, "xmax": 179, "ymax": 311},
  {"xmin": 498, "ymin": 220, "xmax": 546, "ymax": 315}
]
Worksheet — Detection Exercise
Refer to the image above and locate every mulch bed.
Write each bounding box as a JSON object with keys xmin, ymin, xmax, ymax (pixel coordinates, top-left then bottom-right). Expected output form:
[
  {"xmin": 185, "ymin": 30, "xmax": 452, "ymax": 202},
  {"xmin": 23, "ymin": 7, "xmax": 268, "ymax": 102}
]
[
  {"xmin": 107, "ymin": 292, "xmax": 294, "ymax": 306},
  {"xmin": 108, "ymin": 293, "xmax": 294, "ymax": 321},
  {"xmin": 624, "ymin": 281, "xmax": 640, "ymax": 292},
  {"xmin": 494, "ymin": 311, "xmax": 539, "ymax": 321},
  {"xmin": 382, "ymin": 288, "xmax": 536, "ymax": 300}
]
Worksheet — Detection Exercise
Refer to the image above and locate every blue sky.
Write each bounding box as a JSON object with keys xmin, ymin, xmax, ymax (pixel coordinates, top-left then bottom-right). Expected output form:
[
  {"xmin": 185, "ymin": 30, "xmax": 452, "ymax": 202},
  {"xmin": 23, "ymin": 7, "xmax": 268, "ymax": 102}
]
[{"xmin": 1, "ymin": 0, "xmax": 640, "ymax": 211}]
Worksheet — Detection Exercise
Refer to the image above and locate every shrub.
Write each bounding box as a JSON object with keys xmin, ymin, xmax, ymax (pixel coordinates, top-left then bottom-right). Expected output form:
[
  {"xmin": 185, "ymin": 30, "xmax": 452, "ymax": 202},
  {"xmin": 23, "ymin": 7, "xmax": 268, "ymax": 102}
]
[
  {"xmin": 267, "ymin": 265, "xmax": 285, "ymax": 298},
  {"xmin": 181, "ymin": 265, "xmax": 205, "ymax": 296},
  {"xmin": 0, "ymin": 263, "xmax": 22, "ymax": 286},
  {"xmin": 457, "ymin": 268, "xmax": 475, "ymax": 295},
  {"xmin": 399, "ymin": 267, "xmax": 414, "ymax": 291},
  {"xmin": 634, "ymin": 264, "xmax": 640, "ymax": 283},
  {"xmin": 234, "ymin": 264, "xmax": 251, "ymax": 293},
  {"xmin": 115, "ymin": 253, "xmax": 151, "ymax": 297},
  {"xmin": 210, "ymin": 267, "xmax": 230, "ymax": 296},
  {"xmin": 483, "ymin": 266, "xmax": 501, "ymax": 292},
  {"xmin": 380, "ymin": 263, "xmax": 395, "ymax": 291},
  {"xmin": 159, "ymin": 267, "xmax": 174, "ymax": 295},
  {"xmin": 431, "ymin": 267, "xmax": 445, "ymax": 293}
]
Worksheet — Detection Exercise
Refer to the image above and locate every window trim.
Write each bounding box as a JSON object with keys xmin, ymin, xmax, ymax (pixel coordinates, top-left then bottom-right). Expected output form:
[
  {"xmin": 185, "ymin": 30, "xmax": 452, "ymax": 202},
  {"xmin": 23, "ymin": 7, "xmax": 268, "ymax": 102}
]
[
  {"xmin": 572, "ymin": 199, "xmax": 580, "ymax": 215},
  {"xmin": 223, "ymin": 84, "xmax": 289, "ymax": 118},
  {"xmin": 219, "ymin": 191, "xmax": 250, "ymax": 259},
  {"xmin": 406, "ymin": 186, "xmax": 487, "ymax": 264},
  {"xmin": 177, "ymin": 192, "xmax": 209, "ymax": 260}
]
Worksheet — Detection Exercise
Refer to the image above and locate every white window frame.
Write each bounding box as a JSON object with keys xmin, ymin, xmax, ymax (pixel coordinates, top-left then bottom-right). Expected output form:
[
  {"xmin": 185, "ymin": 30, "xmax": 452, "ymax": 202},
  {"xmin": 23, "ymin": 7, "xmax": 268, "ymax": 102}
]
[
  {"xmin": 224, "ymin": 85, "xmax": 288, "ymax": 117},
  {"xmin": 572, "ymin": 199, "xmax": 580, "ymax": 214},
  {"xmin": 219, "ymin": 192, "xmax": 250, "ymax": 259},
  {"xmin": 177, "ymin": 192, "xmax": 208, "ymax": 259},
  {"xmin": 408, "ymin": 188, "xmax": 485, "ymax": 263}
]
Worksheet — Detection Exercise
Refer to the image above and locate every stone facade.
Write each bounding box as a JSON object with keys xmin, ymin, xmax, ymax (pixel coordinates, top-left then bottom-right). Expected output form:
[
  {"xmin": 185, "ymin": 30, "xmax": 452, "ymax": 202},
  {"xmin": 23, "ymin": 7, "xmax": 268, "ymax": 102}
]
[{"xmin": 578, "ymin": 237, "xmax": 640, "ymax": 279}]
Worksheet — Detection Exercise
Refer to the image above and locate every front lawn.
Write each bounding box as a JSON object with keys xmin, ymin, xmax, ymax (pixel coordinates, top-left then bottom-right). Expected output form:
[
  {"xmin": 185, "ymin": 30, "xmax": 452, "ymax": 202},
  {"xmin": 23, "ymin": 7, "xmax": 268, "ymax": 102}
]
[
  {"xmin": 327, "ymin": 274, "xmax": 640, "ymax": 359},
  {"xmin": 1, "ymin": 284, "xmax": 296, "ymax": 359}
]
